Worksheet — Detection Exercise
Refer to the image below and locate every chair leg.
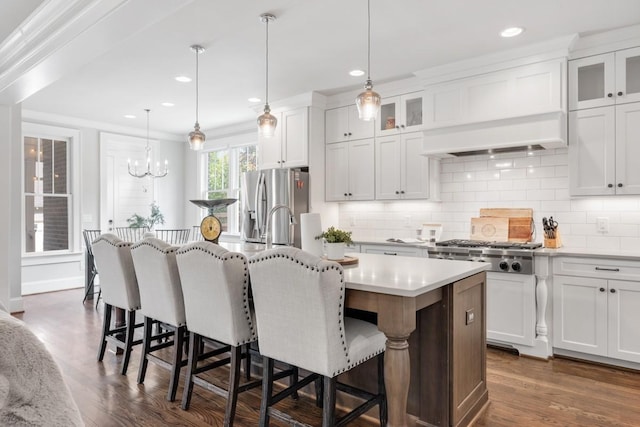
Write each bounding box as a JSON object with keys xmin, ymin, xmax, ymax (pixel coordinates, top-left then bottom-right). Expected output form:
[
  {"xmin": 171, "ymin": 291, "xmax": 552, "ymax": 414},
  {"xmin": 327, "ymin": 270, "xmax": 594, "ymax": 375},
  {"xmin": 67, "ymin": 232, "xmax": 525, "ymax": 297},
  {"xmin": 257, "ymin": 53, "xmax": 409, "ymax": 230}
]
[
  {"xmin": 95, "ymin": 286, "xmax": 102, "ymax": 309},
  {"xmin": 83, "ymin": 271, "xmax": 97, "ymax": 304},
  {"xmin": 243, "ymin": 343, "xmax": 251, "ymax": 380},
  {"xmin": 377, "ymin": 353, "xmax": 387, "ymax": 426},
  {"xmin": 97, "ymin": 303, "xmax": 112, "ymax": 361},
  {"xmin": 225, "ymin": 345, "xmax": 242, "ymax": 427},
  {"xmin": 291, "ymin": 366, "xmax": 299, "ymax": 400},
  {"xmin": 167, "ymin": 325, "xmax": 187, "ymax": 402},
  {"xmin": 259, "ymin": 356, "xmax": 274, "ymax": 427},
  {"xmin": 137, "ymin": 316, "xmax": 153, "ymax": 384},
  {"xmin": 322, "ymin": 376, "xmax": 336, "ymax": 427},
  {"xmin": 315, "ymin": 376, "xmax": 324, "ymax": 408},
  {"xmin": 181, "ymin": 332, "xmax": 200, "ymax": 410},
  {"xmin": 121, "ymin": 309, "xmax": 136, "ymax": 375}
]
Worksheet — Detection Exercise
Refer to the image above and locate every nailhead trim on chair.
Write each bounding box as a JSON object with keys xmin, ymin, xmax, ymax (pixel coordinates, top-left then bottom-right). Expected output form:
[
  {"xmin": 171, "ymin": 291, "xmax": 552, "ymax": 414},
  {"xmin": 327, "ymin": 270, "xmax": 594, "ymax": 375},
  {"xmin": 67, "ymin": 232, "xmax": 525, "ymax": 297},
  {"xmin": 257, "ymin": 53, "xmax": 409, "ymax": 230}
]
[
  {"xmin": 131, "ymin": 239, "xmax": 178, "ymax": 254},
  {"xmin": 94, "ymin": 234, "xmax": 134, "ymax": 248},
  {"xmin": 177, "ymin": 243, "xmax": 256, "ymax": 345}
]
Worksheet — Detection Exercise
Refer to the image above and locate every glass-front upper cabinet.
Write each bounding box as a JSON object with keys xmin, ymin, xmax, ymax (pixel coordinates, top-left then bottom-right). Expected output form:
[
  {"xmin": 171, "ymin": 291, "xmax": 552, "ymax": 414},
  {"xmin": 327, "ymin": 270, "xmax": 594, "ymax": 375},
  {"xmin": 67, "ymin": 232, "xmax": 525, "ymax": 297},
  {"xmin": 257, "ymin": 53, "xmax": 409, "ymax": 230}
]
[
  {"xmin": 376, "ymin": 91, "xmax": 425, "ymax": 136},
  {"xmin": 569, "ymin": 47, "xmax": 640, "ymax": 111}
]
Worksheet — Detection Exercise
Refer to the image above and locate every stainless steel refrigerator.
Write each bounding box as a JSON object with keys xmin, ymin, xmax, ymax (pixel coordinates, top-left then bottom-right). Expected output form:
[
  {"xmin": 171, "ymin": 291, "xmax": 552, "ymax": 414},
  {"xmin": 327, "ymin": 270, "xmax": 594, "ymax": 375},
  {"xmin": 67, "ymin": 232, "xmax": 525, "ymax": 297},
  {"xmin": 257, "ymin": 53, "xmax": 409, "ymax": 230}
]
[{"xmin": 241, "ymin": 168, "xmax": 309, "ymax": 247}]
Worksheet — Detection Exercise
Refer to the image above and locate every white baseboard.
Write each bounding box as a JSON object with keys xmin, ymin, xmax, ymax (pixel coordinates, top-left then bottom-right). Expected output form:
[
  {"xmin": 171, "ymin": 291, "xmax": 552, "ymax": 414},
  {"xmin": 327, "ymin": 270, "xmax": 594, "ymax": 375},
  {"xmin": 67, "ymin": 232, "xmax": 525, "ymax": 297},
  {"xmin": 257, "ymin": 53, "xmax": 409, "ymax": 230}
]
[{"xmin": 22, "ymin": 276, "xmax": 84, "ymax": 296}]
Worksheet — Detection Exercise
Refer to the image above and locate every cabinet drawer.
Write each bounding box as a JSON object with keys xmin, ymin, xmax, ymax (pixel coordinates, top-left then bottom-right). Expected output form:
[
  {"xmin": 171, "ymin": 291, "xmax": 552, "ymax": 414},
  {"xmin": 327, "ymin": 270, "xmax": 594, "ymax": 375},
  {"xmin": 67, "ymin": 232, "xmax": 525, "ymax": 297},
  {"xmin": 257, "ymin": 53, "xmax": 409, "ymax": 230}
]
[
  {"xmin": 553, "ymin": 257, "xmax": 640, "ymax": 281},
  {"xmin": 360, "ymin": 244, "xmax": 421, "ymax": 257}
]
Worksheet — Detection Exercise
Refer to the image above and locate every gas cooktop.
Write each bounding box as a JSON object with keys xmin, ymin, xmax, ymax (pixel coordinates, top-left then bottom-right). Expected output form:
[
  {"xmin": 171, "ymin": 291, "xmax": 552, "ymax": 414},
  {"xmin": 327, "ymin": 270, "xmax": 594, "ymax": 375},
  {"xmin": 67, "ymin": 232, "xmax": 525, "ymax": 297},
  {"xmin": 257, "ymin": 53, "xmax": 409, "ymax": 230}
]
[
  {"xmin": 435, "ymin": 239, "xmax": 542, "ymax": 250},
  {"xmin": 428, "ymin": 239, "xmax": 542, "ymax": 274}
]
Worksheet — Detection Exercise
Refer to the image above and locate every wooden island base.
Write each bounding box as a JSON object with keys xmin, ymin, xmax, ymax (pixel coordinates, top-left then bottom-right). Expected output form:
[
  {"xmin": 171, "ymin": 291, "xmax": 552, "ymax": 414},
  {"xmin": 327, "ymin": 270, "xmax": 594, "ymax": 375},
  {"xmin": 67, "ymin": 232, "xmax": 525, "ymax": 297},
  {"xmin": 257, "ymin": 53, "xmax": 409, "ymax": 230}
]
[{"xmin": 343, "ymin": 272, "xmax": 488, "ymax": 426}]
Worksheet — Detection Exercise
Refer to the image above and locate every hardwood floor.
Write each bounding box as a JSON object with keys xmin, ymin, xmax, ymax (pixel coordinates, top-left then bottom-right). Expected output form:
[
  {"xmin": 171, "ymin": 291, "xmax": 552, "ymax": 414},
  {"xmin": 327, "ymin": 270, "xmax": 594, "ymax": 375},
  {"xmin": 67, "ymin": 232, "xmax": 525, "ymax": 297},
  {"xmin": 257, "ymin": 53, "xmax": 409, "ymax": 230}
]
[{"xmin": 14, "ymin": 288, "xmax": 640, "ymax": 426}]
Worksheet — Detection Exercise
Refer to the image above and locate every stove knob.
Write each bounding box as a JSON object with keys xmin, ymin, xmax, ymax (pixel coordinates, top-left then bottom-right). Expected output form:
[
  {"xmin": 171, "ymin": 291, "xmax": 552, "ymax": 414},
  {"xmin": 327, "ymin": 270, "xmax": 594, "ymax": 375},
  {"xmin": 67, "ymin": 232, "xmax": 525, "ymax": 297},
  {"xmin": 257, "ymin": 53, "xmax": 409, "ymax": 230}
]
[
  {"xmin": 499, "ymin": 261, "xmax": 509, "ymax": 271},
  {"xmin": 512, "ymin": 261, "xmax": 521, "ymax": 272}
]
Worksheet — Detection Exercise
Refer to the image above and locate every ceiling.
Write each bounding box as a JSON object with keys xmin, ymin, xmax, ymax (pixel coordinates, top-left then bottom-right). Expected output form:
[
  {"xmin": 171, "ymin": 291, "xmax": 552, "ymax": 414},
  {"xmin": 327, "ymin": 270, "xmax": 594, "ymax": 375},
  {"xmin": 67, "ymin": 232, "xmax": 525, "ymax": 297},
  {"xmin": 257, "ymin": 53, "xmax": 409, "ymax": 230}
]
[{"xmin": 5, "ymin": 0, "xmax": 640, "ymax": 137}]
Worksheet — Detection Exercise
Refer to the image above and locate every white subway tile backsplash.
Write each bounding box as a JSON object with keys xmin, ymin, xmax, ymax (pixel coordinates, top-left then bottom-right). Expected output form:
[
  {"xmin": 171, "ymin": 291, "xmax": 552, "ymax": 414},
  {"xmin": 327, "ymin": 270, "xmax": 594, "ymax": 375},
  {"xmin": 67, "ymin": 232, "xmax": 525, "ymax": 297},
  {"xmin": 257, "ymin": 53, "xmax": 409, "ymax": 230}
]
[
  {"xmin": 464, "ymin": 160, "xmax": 488, "ymax": 171},
  {"xmin": 500, "ymin": 169, "xmax": 526, "ymax": 179},
  {"xmin": 337, "ymin": 150, "xmax": 640, "ymax": 251}
]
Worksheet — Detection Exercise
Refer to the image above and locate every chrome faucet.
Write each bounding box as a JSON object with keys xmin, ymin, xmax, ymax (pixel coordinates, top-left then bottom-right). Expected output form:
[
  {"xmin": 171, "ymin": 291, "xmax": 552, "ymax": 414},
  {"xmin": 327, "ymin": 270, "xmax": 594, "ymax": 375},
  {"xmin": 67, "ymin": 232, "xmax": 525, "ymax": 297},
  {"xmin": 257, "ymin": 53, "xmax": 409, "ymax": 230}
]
[{"xmin": 265, "ymin": 204, "xmax": 296, "ymax": 249}]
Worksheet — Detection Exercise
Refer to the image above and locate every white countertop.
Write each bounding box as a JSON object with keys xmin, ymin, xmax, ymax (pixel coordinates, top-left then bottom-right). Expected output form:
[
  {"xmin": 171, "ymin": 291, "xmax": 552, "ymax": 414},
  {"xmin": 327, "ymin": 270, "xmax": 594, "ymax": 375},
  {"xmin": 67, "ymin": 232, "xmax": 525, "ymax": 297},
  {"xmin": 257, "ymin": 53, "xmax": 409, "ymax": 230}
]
[
  {"xmin": 534, "ymin": 247, "xmax": 640, "ymax": 261},
  {"xmin": 341, "ymin": 252, "xmax": 489, "ymax": 297},
  {"xmin": 219, "ymin": 242, "xmax": 488, "ymax": 298}
]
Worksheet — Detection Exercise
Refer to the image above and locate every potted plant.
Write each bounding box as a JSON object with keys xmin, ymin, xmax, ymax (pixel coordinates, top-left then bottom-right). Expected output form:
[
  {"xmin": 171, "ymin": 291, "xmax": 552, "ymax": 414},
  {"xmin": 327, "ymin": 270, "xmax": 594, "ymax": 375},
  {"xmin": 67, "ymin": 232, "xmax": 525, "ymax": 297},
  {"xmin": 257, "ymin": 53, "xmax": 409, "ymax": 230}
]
[
  {"xmin": 316, "ymin": 226, "xmax": 353, "ymax": 260},
  {"xmin": 126, "ymin": 202, "xmax": 165, "ymax": 230}
]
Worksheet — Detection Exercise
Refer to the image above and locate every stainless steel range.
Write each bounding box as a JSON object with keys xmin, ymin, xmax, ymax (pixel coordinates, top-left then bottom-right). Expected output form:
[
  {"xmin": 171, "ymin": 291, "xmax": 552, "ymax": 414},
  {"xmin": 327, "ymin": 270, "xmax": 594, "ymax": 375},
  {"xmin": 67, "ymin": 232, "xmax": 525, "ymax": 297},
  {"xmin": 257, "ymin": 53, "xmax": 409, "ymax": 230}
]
[
  {"xmin": 428, "ymin": 239, "xmax": 543, "ymax": 356},
  {"xmin": 427, "ymin": 239, "xmax": 542, "ymax": 274}
]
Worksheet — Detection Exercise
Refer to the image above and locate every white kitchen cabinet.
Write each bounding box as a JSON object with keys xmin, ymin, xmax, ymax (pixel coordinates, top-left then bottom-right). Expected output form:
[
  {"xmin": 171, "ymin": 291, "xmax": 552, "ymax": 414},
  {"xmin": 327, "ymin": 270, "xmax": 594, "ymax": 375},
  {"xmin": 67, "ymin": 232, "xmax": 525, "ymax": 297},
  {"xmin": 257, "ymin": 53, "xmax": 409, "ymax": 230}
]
[
  {"xmin": 375, "ymin": 91, "xmax": 425, "ymax": 136},
  {"xmin": 325, "ymin": 104, "xmax": 374, "ymax": 144},
  {"xmin": 423, "ymin": 59, "xmax": 563, "ymax": 129},
  {"xmin": 325, "ymin": 139, "xmax": 374, "ymax": 201},
  {"xmin": 259, "ymin": 107, "xmax": 308, "ymax": 169},
  {"xmin": 569, "ymin": 47, "xmax": 640, "ymax": 111},
  {"xmin": 486, "ymin": 272, "xmax": 536, "ymax": 347},
  {"xmin": 359, "ymin": 243, "xmax": 424, "ymax": 257},
  {"xmin": 375, "ymin": 132, "xmax": 430, "ymax": 200},
  {"xmin": 553, "ymin": 257, "xmax": 640, "ymax": 364},
  {"xmin": 569, "ymin": 103, "xmax": 640, "ymax": 195}
]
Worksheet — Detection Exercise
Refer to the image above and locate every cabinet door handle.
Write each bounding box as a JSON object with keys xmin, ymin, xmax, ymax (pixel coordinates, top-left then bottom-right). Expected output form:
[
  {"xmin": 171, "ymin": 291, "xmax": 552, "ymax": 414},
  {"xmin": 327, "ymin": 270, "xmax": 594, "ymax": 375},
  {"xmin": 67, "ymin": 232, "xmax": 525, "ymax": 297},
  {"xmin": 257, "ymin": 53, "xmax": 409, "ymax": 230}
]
[
  {"xmin": 618, "ymin": 183, "xmax": 623, "ymax": 187},
  {"xmin": 348, "ymin": 132, "xmax": 352, "ymax": 136},
  {"xmin": 344, "ymin": 193, "xmax": 348, "ymax": 197},
  {"xmin": 607, "ymin": 93, "xmax": 613, "ymax": 98},
  {"xmin": 348, "ymin": 193, "xmax": 353, "ymax": 196},
  {"xmin": 384, "ymin": 252, "xmax": 398, "ymax": 256},
  {"xmin": 344, "ymin": 133, "xmax": 348, "ymax": 137},
  {"xmin": 599, "ymin": 287, "xmax": 606, "ymax": 292},
  {"xmin": 595, "ymin": 267, "xmax": 620, "ymax": 272},
  {"xmin": 395, "ymin": 191, "xmax": 399, "ymax": 195},
  {"xmin": 400, "ymin": 190, "xmax": 405, "ymax": 194},
  {"xmin": 618, "ymin": 91, "xmax": 623, "ymax": 96},
  {"xmin": 608, "ymin": 183, "xmax": 613, "ymax": 188},
  {"xmin": 395, "ymin": 125, "xmax": 400, "ymax": 129},
  {"xmin": 610, "ymin": 288, "xmax": 617, "ymax": 293},
  {"xmin": 400, "ymin": 124, "xmax": 405, "ymax": 129}
]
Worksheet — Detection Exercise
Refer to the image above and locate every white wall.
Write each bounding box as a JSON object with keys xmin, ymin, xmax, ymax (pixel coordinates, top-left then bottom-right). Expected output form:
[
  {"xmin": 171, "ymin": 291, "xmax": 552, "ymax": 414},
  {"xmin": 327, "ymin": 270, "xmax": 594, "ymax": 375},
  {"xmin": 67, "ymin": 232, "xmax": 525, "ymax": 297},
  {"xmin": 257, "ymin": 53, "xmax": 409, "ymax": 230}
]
[{"xmin": 338, "ymin": 147, "xmax": 640, "ymax": 252}]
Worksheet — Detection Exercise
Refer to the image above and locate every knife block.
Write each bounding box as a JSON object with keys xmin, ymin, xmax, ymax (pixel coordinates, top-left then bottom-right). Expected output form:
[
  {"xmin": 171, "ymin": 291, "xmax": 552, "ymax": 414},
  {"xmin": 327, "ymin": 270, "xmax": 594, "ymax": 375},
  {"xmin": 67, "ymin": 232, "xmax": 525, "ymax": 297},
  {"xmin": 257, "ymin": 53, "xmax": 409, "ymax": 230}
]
[{"xmin": 544, "ymin": 228, "xmax": 562, "ymax": 248}]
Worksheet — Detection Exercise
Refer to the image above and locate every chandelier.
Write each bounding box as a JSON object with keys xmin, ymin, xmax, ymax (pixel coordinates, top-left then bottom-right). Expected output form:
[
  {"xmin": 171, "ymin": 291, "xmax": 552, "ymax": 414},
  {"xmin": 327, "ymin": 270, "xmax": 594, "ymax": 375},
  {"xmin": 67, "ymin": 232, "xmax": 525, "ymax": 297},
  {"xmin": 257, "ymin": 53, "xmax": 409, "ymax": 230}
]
[
  {"xmin": 188, "ymin": 45, "xmax": 206, "ymax": 150},
  {"xmin": 257, "ymin": 13, "xmax": 277, "ymax": 138},
  {"xmin": 128, "ymin": 109, "xmax": 168, "ymax": 178}
]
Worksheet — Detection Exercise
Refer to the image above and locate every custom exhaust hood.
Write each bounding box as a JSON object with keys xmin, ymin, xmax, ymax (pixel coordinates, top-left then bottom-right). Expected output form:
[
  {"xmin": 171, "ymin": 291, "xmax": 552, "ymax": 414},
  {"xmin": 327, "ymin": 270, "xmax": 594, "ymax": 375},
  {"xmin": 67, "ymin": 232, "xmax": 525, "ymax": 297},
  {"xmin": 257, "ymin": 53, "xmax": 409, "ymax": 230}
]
[
  {"xmin": 422, "ymin": 110, "xmax": 567, "ymax": 158},
  {"xmin": 415, "ymin": 38, "xmax": 573, "ymax": 158}
]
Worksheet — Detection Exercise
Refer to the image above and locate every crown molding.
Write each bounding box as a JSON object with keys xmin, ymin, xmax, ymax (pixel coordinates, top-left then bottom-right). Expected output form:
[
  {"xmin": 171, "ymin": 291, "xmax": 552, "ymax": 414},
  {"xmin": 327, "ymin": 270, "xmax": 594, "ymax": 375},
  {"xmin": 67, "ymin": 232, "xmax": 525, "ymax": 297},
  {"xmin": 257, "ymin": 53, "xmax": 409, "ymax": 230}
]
[{"xmin": 0, "ymin": 0, "xmax": 193, "ymax": 105}]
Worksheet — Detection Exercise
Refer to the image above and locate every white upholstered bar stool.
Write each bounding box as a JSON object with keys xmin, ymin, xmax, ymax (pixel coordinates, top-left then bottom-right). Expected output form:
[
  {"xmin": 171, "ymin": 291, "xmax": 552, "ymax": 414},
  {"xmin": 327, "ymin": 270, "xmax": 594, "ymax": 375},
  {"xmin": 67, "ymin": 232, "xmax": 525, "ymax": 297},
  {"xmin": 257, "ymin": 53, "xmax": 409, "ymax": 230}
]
[
  {"xmin": 91, "ymin": 233, "xmax": 143, "ymax": 375},
  {"xmin": 248, "ymin": 247, "xmax": 387, "ymax": 427},
  {"xmin": 176, "ymin": 242, "xmax": 262, "ymax": 426},
  {"xmin": 130, "ymin": 237, "xmax": 188, "ymax": 402}
]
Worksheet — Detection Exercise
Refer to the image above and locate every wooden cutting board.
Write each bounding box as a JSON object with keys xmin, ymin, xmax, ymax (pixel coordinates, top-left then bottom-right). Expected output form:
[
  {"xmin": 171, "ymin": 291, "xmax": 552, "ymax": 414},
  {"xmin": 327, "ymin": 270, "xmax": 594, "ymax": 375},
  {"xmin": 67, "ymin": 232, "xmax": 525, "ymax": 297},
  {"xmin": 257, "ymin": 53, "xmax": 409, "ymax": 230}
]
[
  {"xmin": 470, "ymin": 217, "xmax": 509, "ymax": 241},
  {"xmin": 479, "ymin": 208, "xmax": 533, "ymax": 242}
]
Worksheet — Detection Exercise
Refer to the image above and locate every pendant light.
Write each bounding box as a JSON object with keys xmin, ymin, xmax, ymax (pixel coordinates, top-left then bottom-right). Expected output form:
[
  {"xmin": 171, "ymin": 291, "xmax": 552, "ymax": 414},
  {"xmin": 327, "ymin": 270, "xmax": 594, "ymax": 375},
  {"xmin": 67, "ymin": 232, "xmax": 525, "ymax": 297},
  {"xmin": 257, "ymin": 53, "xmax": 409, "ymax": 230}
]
[
  {"xmin": 257, "ymin": 13, "xmax": 277, "ymax": 138},
  {"xmin": 128, "ymin": 109, "xmax": 168, "ymax": 178},
  {"xmin": 188, "ymin": 44, "xmax": 205, "ymax": 150},
  {"xmin": 355, "ymin": 0, "xmax": 381, "ymax": 121}
]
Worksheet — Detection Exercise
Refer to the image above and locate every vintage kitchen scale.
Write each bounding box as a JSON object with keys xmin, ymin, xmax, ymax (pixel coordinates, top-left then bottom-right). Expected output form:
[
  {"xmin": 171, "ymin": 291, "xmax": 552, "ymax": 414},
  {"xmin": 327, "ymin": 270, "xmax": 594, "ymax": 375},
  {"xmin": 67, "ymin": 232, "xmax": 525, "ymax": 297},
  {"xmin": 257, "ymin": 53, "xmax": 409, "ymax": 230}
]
[{"xmin": 190, "ymin": 198, "xmax": 237, "ymax": 244}]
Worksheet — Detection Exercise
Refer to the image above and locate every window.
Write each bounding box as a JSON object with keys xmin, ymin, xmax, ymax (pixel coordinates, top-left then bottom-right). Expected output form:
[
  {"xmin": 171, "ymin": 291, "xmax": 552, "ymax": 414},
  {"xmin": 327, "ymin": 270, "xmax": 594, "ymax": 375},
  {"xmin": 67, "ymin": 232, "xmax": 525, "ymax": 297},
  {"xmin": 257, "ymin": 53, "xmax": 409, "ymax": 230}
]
[
  {"xmin": 202, "ymin": 144, "xmax": 257, "ymax": 234},
  {"xmin": 24, "ymin": 136, "xmax": 71, "ymax": 253}
]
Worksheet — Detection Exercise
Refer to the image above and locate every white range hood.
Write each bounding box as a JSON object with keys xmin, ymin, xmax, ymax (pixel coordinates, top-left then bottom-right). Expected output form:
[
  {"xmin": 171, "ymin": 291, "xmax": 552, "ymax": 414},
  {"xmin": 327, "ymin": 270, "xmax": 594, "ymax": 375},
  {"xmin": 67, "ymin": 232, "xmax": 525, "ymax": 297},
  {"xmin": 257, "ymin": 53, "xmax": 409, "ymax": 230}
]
[
  {"xmin": 415, "ymin": 37, "xmax": 573, "ymax": 158},
  {"xmin": 422, "ymin": 111, "xmax": 567, "ymax": 157}
]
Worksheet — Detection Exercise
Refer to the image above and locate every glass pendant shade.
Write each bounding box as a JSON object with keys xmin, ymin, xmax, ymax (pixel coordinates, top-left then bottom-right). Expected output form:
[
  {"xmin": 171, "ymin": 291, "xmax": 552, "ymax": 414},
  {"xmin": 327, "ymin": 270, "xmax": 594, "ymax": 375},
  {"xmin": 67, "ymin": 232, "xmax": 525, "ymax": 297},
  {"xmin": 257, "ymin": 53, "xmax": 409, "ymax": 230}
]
[
  {"xmin": 356, "ymin": 79, "xmax": 381, "ymax": 121},
  {"xmin": 258, "ymin": 13, "xmax": 277, "ymax": 137},
  {"xmin": 188, "ymin": 45, "xmax": 205, "ymax": 151},
  {"xmin": 188, "ymin": 122, "xmax": 205, "ymax": 151},
  {"xmin": 258, "ymin": 104, "xmax": 278, "ymax": 138}
]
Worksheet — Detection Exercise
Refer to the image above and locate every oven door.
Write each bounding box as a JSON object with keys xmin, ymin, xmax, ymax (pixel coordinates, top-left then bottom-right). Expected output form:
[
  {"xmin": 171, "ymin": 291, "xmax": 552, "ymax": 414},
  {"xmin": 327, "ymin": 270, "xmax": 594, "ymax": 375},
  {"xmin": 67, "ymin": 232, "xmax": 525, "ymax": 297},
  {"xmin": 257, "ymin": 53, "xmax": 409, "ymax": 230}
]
[{"xmin": 486, "ymin": 271, "xmax": 536, "ymax": 347}]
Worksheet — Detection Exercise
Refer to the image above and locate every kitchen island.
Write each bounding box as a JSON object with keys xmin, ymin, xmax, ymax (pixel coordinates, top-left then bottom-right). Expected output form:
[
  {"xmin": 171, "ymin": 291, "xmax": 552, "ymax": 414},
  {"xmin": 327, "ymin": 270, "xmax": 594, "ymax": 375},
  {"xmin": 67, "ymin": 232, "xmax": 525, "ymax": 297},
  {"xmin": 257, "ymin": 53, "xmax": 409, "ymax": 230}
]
[{"xmin": 221, "ymin": 242, "xmax": 490, "ymax": 426}]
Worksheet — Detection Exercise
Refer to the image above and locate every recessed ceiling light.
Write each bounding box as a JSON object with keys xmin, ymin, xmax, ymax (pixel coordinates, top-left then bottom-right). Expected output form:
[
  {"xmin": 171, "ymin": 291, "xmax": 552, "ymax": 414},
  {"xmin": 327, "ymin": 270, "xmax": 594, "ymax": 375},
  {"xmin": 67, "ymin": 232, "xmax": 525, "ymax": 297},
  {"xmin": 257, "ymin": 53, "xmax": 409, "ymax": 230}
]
[
  {"xmin": 349, "ymin": 69, "xmax": 365, "ymax": 77},
  {"xmin": 175, "ymin": 75, "xmax": 192, "ymax": 83},
  {"xmin": 500, "ymin": 27, "xmax": 524, "ymax": 38},
  {"xmin": 124, "ymin": 114, "xmax": 136, "ymax": 119},
  {"xmin": 161, "ymin": 102, "xmax": 175, "ymax": 107},
  {"xmin": 248, "ymin": 97, "xmax": 261, "ymax": 103}
]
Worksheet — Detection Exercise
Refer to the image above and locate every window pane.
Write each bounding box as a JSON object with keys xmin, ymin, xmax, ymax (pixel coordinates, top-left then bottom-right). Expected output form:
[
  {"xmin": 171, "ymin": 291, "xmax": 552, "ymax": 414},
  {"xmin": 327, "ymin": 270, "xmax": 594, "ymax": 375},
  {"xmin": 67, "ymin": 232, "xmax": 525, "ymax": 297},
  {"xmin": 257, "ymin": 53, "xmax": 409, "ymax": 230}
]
[
  {"xmin": 207, "ymin": 150, "xmax": 229, "ymax": 193},
  {"xmin": 24, "ymin": 195, "xmax": 69, "ymax": 252},
  {"xmin": 54, "ymin": 140, "xmax": 67, "ymax": 194},
  {"xmin": 24, "ymin": 137, "xmax": 38, "ymax": 193},
  {"xmin": 42, "ymin": 139, "xmax": 53, "ymax": 193},
  {"xmin": 238, "ymin": 145, "xmax": 257, "ymax": 174}
]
